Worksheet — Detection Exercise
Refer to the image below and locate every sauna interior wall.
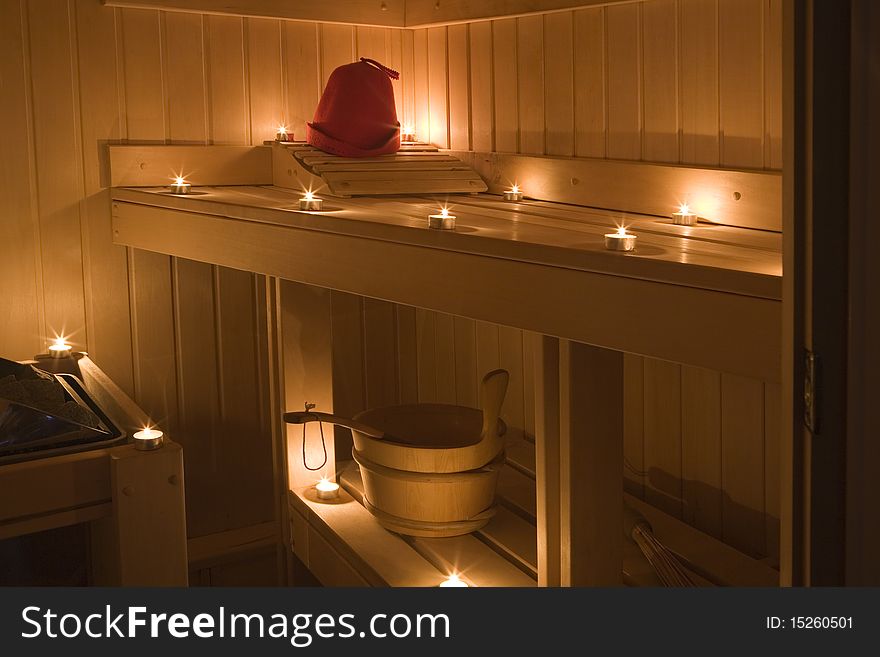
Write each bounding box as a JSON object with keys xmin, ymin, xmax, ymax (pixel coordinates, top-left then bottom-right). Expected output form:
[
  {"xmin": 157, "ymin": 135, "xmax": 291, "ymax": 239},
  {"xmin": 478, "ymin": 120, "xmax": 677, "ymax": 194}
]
[{"xmin": 0, "ymin": 0, "xmax": 781, "ymax": 583}]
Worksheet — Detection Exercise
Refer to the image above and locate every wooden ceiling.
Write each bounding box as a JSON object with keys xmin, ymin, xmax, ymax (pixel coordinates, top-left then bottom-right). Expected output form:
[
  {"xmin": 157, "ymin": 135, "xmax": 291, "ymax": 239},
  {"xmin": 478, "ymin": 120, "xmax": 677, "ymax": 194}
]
[{"xmin": 103, "ymin": 0, "xmax": 630, "ymax": 28}]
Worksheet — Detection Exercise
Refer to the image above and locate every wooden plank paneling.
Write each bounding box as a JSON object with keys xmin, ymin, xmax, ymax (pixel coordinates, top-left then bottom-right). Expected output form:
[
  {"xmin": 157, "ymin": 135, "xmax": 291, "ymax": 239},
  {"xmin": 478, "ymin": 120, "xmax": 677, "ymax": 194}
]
[
  {"xmin": 764, "ymin": 382, "xmax": 781, "ymax": 564},
  {"xmin": 681, "ymin": 365, "xmax": 722, "ymax": 538},
  {"xmin": 28, "ymin": 0, "xmax": 87, "ymax": 349},
  {"xmin": 623, "ymin": 354, "xmax": 645, "ymax": 498},
  {"xmin": 121, "ymin": 8, "xmax": 165, "ymax": 140},
  {"xmin": 764, "ymin": 0, "xmax": 783, "ymax": 169},
  {"xmin": 395, "ymin": 304, "xmax": 419, "ymax": 404},
  {"xmin": 641, "ymin": 0, "xmax": 678, "ymax": 162},
  {"xmin": 447, "ymin": 24, "xmax": 470, "ymax": 151},
  {"xmin": 128, "ymin": 249, "xmax": 178, "ymax": 430},
  {"xmin": 721, "ymin": 373, "xmax": 766, "ymax": 558},
  {"xmin": 426, "ymin": 27, "xmax": 449, "ymax": 148},
  {"xmin": 362, "ymin": 299, "xmax": 399, "ymax": 408},
  {"xmin": 76, "ymin": 0, "xmax": 134, "ymax": 394},
  {"xmin": 0, "ymin": 0, "xmax": 41, "ymax": 359},
  {"xmin": 172, "ymin": 259, "xmax": 220, "ymax": 537},
  {"xmin": 320, "ymin": 23, "xmax": 354, "ymax": 89},
  {"xmin": 719, "ymin": 0, "xmax": 764, "ymax": 168},
  {"xmin": 517, "ymin": 15, "xmax": 544, "ymax": 155},
  {"xmin": 415, "ymin": 307, "xmax": 436, "ymax": 401},
  {"xmin": 412, "ymin": 29, "xmax": 430, "ymax": 144},
  {"xmin": 492, "ymin": 19, "xmax": 518, "ymax": 153},
  {"xmin": 543, "ymin": 12, "xmax": 573, "ymax": 157},
  {"xmin": 433, "ymin": 312, "xmax": 457, "ymax": 404},
  {"xmin": 680, "ymin": 0, "xmax": 719, "ymax": 166},
  {"xmin": 605, "ymin": 3, "xmax": 641, "ymax": 160},
  {"xmin": 453, "ymin": 316, "xmax": 478, "ymax": 407},
  {"xmin": 469, "ymin": 21, "xmax": 493, "ymax": 152},
  {"xmin": 573, "ymin": 7, "xmax": 605, "ymax": 158},
  {"xmin": 498, "ymin": 326, "xmax": 525, "ymax": 430},
  {"xmin": 283, "ymin": 22, "xmax": 320, "ymax": 140},
  {"xmin": 164, "ymin": 11, "xmax": 207, "ymax": 143},
  {"xmin": 247, "ymin": 18, "xmax": 283, "ymax": 144},
  {"xmin": 206, "ymin": 15, "xmax": 248, "ymax": 144},
  {"xmin": 643, "ymin": 358, "xmax": 682, "ymax": 517}
]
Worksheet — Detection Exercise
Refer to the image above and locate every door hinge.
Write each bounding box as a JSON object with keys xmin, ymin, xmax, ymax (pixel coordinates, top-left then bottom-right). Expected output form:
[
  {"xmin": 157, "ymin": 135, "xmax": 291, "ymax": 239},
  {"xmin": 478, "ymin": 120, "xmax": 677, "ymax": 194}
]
[{"xmin": 804, "ymin": 350, "xmax": 819, "ymax": 434}]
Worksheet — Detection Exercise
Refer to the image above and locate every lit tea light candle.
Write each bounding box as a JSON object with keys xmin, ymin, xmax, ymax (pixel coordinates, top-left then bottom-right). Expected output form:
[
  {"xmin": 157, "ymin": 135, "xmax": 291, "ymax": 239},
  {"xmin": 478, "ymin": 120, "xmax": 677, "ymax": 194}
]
[
  {"xmin": 315, "ymin": 477, "xmax": 340, "ymax": 500},
  {"xmin": 439, "ymin": 573, "xmax": 469, "ymax": 588},
  {"xmin": 604, "ymin": 225, "xmax": 637, "ymax": 252},
  {"xmin": 299, "ymin": 189, "xmax": 324, "ymax": 211},
  {"xmin": 168, "ymin": 176, "xmax": 191, "ymax": 195},
  {"xmin": 401, "ymin": 122, "xmax": 416, "ymax": 143},
  {"xmin": 672, "ymin": 202, "xmax": 699, "ymax": 226},
  {"xmin": 133, "ymin": 426, "xmax": 164, "ymax": 451},
  {"xmin": 503, "ymin": 184, "xmax": 523, "ymax": 202},
  {"xmin": 48, "ymin": 337, "xmax": 72, "ymax": 359},
  {"xmin": 427, "ymin": 206, "xmax": 456, "ymax": 230},
  {"xmin": 276, "ymin": 124, "xmax": 292, "ymax": 142}
]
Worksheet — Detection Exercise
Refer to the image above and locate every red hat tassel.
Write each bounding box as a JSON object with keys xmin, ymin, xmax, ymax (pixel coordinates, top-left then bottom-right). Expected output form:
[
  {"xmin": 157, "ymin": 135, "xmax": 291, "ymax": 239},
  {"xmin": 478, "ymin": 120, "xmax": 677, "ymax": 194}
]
[{"xmin": 359, "ymin": 57, "xmax": 400, "ymax": 80}]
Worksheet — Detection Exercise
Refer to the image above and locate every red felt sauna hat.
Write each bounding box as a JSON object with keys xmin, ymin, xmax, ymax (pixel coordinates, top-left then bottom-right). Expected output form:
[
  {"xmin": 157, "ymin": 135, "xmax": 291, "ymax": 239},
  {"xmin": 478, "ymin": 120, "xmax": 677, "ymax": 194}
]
[{"xmin": 307, "ymin": 58, "xmax": 401, "ymax": 157}]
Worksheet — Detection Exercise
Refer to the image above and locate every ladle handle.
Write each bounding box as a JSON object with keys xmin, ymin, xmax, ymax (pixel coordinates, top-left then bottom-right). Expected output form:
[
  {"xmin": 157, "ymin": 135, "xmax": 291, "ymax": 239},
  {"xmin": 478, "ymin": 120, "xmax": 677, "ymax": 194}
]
[
  {"xmin": 283, "ymin": 410, "xmax": 386, "ymax": 440},
  {"xmin": 480, "ymin": 369, "xmax": 509, "ymax": 443}
]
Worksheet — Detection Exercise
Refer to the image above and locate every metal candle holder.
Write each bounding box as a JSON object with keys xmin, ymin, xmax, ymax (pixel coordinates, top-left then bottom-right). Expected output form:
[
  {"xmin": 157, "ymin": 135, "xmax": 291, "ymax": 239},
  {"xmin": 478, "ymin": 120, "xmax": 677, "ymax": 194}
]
[
  {"xmin": 276, "ymin": 126, "xmax": 292, "ymax": 142},
  {"xmin": 168, "ymin": 179, "xmax": 191, "ymax": 195},
  {"xmin": 299, "ymin": 194, "xmax": 324, "ymax": 211},
  {"xmin": 428, "ymin": 210, "xmax": 456, "ymax": 230},
  {"xmin": 671, "ymin": 204, "xmax": 699, "ymax": 226},
  {"xmin": 133, "ymin": 428, "xmax": 164, "ymax": 451},
  {"xmin": 604, "ymin": 228, "xmax": 637, "ymax": 252},
  {"xmin": 503, "ymin": 186, "xmax": 523, "ymax": 202}
]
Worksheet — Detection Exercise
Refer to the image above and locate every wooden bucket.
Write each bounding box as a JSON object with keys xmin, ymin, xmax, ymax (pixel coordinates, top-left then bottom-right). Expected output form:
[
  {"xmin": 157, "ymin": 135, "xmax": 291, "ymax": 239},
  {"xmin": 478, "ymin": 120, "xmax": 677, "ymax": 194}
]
[{"xmin": 353, "ymin": 448, "xmax": 503, "ymax": 537}]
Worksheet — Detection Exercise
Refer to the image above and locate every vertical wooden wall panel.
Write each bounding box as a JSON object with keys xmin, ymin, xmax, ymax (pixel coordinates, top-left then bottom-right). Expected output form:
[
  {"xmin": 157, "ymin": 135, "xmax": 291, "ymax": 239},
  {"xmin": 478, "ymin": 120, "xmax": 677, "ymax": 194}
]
[
  {"xmin": 721, "ymin": 373, "xmax": 766, "ymax": 557},
  {"xmin": 27, "ymin": 0, "xmax": 87, "ymax": 347},
  {"xmin": 543, "ymin": 12, "xmax": 574, "ymax": 157},
  {"xmin": 0, "ymin": 0, "xmax": 41, "ymax": 359},
  {"xmin": 453, "ymin": 317, "xmax": 478, "ymax": 408},
  {"xmin": 395, "ymin": 304, "xmax": 419, "ymax": 404},
  {"xmin": 206, "ymin": 16, "xmax": 248, "ymax": 144},
  {"xmin": 412, "ymin": 29, "xmax": 430, "ymax": 143},
  {"xmin": 399, "ymin": 29, "xmax": 415, "ymax": 130},
  {"xmin": 641, "ymin": 0, "xmax": 678, "ymax": 163},
  {"xmin": 216, "ymin": 267, "xmax": 275, "ymax": 529},
  {"xmin": 469, "ymin": 22, "xmax": 493, "ymax": 152},
  {"xmin": 719, "ymin": 0, "xmax": 764, "ymax": 168},
  {"xmin": 362, "ymin": 299, "xmax": 399, "ymax": 409},
  {"xmin": 605, "ymin": 3, "xmax": 641, "ymax": 160},
  {"xmin": 415, "ymin": 308, "xmax": 437, "ymax": 401},
  {"xmin": 164, "ymin": 11, "xmax": 207, "ymax": 143},
  {"xmin": 247, "ymin": 18, "xmax": 283, "ymax": 144},
  {"xmin": 330, "ymin": 291, "xmax": 365, "ymax": 460},
  {"xmin": 446, "ymin": 24, "xmax": 470, "ymax": 151},
  {"xmin": 498, "ymin": 326, "xmax": 525, "ymax": 432},
  {"xmin": 681, "ymin": 365, "xmax": 723, "ymax": 538},
  {"xmin": 573, "ymin": 7, "xmax": 605, "ymax": 159},
  {"xmin": 320, "ymin": 23, "xmax": 354, "ymax": 89},
  {"xmin": 642, "ymin": 359, "xmax": 682, "ymax": 517},
  {"xmin": 433, "ymin": 313, "xmax": 457, "ymax": 404},
  {"xmin": 492, "ymin": 19, "xmax": 518, "ymax": 153},
  {"xmin": 172, "ymin": 259, "xmax": 220, "ymax": 537},
  {"xmin": 622, "ymin": 354, "xmax": 645, "ymax": 498},
  {"xmin": 764, "ymin": 0, "xmax": 783, "ymax": 169},
  {"xmin": 120, "ymin": 8, "xmax": 165, "ymax": 140},
  {"xmin": 283, "ymin": 22, "xmax": 319, "ymax": 140},
  {"xmin": 679, "ymin": 0, "xmax": 719, "ymax": 166},
  {"xmin": 76, "ymin": 0, "xmax": 135, "ymax": 395},
  {"xmin": 426, "ymin": 27, "xmax": 449, "ymax": 148},
  {"xmin": 516, "ymin": 15, "xmax": 544, "ymax": 155},
  {"xmin": 128, "ymin": 249, "xmax": 178, "ymax": 431}
]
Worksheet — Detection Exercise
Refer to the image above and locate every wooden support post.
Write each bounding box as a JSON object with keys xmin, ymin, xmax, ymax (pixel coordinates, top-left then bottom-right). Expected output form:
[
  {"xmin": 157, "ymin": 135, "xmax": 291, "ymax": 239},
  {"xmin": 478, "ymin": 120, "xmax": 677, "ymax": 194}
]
[
  {"xmin": 533, "ymin": 334, "xmax": 561, "ymax": 587},
  {"xmin": 91, "ymin": 443, "xmax": 188, "ymax": 586},
  {"xmin": 558, "ymin": 340, "xmax": 624, "ymax": 586}
]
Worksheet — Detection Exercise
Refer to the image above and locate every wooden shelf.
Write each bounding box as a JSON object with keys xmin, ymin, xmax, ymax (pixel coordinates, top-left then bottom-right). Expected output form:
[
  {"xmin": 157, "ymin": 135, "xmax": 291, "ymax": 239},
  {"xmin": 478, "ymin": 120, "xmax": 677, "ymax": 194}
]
[{"xmin": 111, "ymin": 185, "xmax": 781, "ymax": 381}]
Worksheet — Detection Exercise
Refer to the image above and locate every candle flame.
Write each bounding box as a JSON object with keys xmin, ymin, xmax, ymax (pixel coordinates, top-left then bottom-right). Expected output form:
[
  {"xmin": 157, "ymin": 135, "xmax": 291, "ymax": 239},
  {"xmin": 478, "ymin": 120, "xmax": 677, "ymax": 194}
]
[
  {"xmin": 278, "ymin": 124, "xmax": 288, "ymax": 135},
  {"xmin": 617, "ymin": 225, "xmax": 628, "ymax": 237},
  {"xmin": 403, "ymin": 122, "xmax": 415, "ymax": 135},
  {"xmin": 174, "ymin": 176, "xmax": 186, "ymax": 186},
  {"xmin": 52, "ymin": 337, "xmax": 69, "ymax": 348},
  {"xmin": 440, "ymin": 572, "xmax": 469, "ymax": 587},
  {"xmin": 678, "ymin": 202, "xmax": 691, "ymax": 215},
  {"xmin": 511, "ymin": 184, "xmax": 519, "ymax": 194},
  {"xmin": 304, "ymin": 189, "xmax": 315, "ymax": 201},
  {"xmin": 440, "ymin": 207, "xmax": 449, "ymax": 217}
]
